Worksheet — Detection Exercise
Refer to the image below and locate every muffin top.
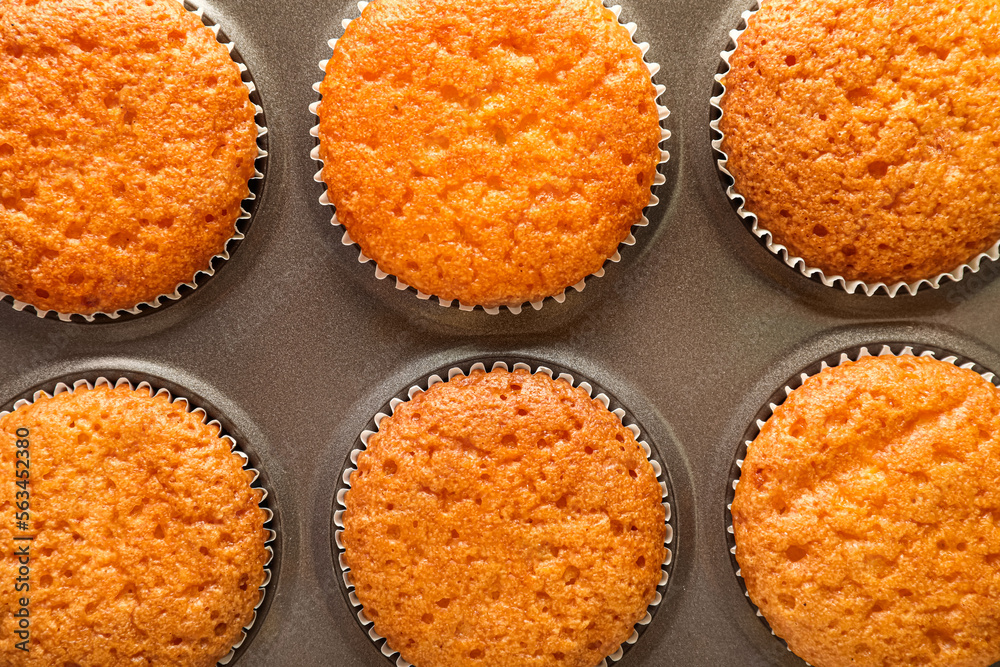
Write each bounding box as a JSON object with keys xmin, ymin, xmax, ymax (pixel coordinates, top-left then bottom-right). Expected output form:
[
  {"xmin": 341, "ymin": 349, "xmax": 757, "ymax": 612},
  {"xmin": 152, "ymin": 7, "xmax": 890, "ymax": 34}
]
[
  {"xmin": 732, "ymin": 354, "xmax": 1000, "ymax": 667},
  {"xmin": 342, "ymin": 368, "xmax": 666, "ymax": 667},
  {"xmin": 0, "ymin": 0, "xmax": 258, "ymax": 315},
  {"xmin": 720, "ymin": 0, "xmax": 1000, "ymax": 285},
  {"xmin": 318, "ymin": 0, "xmax": 662, "ymax": 308},
  {"xmin": 0, "ymin": 383, "xmax": 268, "ymax": 666}
]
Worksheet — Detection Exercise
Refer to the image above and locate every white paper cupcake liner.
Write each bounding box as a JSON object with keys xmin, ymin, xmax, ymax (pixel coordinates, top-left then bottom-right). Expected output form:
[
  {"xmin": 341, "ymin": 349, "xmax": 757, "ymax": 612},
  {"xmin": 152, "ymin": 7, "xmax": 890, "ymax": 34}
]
[
  {"xmin": 333, "ymin": 359, "xmax": 675, "ymax": 667},
  {"xmin": 310, "ymin": 1, "xmax": 669, "ymax": 315},
  {"xmin": 709, "ymin": 2, "xmax": 1000, "ymax": 298},
  {"xmin": 725, "ymin": 343, "xmax": 999, "ymax": 658},
  {"xmin": 1, "ymin": 376, "xmax": 276, "ymax": 666},
  {"xmin": 1, "ymin": 0, "xmax": 268, "ymax": 323}
]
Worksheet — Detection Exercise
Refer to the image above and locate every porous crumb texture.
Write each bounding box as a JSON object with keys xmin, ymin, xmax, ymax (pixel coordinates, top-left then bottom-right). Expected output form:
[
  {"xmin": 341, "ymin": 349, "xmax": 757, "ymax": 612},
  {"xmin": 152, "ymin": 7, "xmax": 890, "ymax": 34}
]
[
  {"xmin": 318, "ymin": 0, "xmax": 662, "ymax": 308},
  {"xmin": 732, "ymin": 355, "xmax": 1000, "ymax": 667},
  {"xmin": 0, "ymin": 0, "xmax": 258, "ymax": 315},
  {"xmin": 719, "ymin": 0, "xmax": 1000, "ymax": 285},
  {"xmin": 0, "ymin": 384, "xmax": 268, "ymax": 666},
  {"xmin": 342, "ymin": 369, "xmax": 666, "ymax": 667}
]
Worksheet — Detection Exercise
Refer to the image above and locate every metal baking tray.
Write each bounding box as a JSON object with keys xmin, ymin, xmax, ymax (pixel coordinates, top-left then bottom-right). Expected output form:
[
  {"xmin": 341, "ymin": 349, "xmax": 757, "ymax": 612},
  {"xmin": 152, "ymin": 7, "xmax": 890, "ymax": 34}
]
[{"xmin": 4, "ymin": 0, "xmax": 999, "ymax": 665}]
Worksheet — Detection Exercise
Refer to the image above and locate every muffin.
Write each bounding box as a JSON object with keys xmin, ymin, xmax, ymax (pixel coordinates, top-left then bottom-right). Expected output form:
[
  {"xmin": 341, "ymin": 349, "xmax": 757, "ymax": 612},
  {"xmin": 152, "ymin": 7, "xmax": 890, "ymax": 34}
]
[
  {"xmin": 0, "ymin": 0, "xmax": 259, "ymax": 316},
  {"xmin": 718, "ymin": 0, "xmax": 1000, "ymax": 288},
  {"xmin": 732, "ymin": 353, "xmax": 1000, "ymax": 667},
  {"xmin": 0, "ymin": 381, "xmax": 268, "ymax": 666},
  {"xmin": 317, "ymin": 0, "xmax": 663, "ymax": 309},
  {"xmin": 342, "ymin": 367, "xmax": 667, "ymax": 667}
]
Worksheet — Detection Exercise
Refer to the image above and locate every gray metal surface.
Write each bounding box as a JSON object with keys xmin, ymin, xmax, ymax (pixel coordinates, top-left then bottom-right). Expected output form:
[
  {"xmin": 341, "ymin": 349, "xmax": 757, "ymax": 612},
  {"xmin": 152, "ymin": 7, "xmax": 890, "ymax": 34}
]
[{"xmin": 2, "ymin": 0, "xmax": 999, "ymax": 665}]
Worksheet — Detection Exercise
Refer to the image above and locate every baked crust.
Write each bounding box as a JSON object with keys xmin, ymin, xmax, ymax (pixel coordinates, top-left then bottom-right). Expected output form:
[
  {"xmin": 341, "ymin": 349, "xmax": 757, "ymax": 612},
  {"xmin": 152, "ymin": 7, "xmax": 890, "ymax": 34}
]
[
  {"xmin": 343, "ymin": 369, "xmax": 665, "ymax": 667},
  {"xmin": 720, "ymin": 0, "xmax": 1000, "ymax": 285},
  {"xmin": 0, "ymin": 384, "xmax": 267, "ymax": 666},
  {"xmin": 0, "ymin": 0, "xmax": 258, "ymax": 315},
  {"xmin": 733, "ymin": 355, "xmax": 1000, "ymax": 667},
  {"xmin": 318, "ymin": 0, "xmax": 661, "ymax": 308}
]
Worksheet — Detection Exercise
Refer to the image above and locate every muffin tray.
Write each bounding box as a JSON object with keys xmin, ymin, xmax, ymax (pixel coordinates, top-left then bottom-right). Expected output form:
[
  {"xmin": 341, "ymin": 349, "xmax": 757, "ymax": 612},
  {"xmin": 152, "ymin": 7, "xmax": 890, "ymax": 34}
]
[{"xmin": 5, "ymin": 0, "xmax": 1000, "ymax": 665}]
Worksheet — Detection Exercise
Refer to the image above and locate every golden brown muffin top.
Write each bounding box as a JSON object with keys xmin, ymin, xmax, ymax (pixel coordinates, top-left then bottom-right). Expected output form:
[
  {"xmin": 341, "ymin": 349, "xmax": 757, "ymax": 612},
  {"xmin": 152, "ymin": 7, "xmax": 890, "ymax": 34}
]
[
  {"xmin": 0, "ymin": 384, "xmax": 267, "ymax": 666},
  {"xmin": 318, "ymin": 0, "xmax": 661, "ymax": 308},
  {"xmin": 0, "ymin": 0, "xmax": 258, "ymax": 315},
  {"xmin": 342, "ymin": 369, "xmax": 666, "ymax": 667},
  {"xmin": 720, "ymin": 0, "xmax": 1000, "ymax": 285},
  {"xmin": 732, "ymin": 354, "xmax": 1000, "ymax": 667}
]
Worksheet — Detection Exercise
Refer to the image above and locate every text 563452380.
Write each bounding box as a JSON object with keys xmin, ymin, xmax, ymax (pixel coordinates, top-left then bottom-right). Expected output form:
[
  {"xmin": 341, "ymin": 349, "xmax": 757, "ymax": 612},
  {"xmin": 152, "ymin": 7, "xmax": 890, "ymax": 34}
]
[{"xmin": 13, "ymin": 426, "xmax": 32, "ymax": 652}]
